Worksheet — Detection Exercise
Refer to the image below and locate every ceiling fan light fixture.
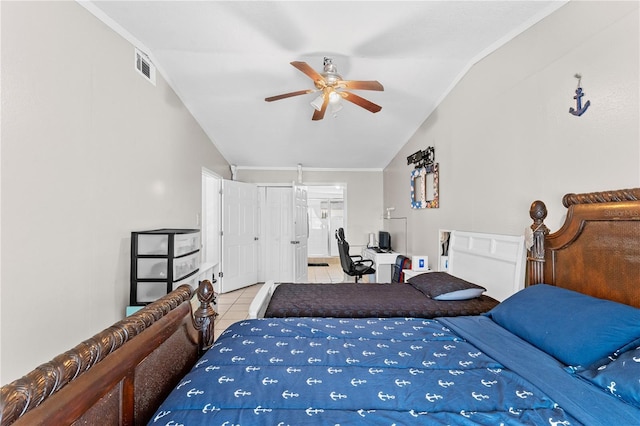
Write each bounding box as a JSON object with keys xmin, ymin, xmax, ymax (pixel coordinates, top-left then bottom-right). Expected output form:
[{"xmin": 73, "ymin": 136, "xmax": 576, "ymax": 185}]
[
  {"xmin": 328, "ymin": 91, "xmax": 342, "ymax": 117},
  {"xmin": 310, "ymin": 95, "xmax": 324, "ymax": 111}
]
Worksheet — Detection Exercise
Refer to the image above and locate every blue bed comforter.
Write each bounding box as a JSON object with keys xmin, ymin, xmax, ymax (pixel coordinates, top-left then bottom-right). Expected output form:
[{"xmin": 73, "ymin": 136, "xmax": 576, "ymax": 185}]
[{"xmin": 148, "ymin": 317, "xmax": 633, "ymax": 425}]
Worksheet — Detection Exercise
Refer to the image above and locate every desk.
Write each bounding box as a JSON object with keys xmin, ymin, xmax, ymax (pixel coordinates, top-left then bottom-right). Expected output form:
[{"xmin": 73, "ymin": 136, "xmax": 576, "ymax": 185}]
[{"xmin": 361, "ymin": 248, "xmax": 401, "ymax": 283}]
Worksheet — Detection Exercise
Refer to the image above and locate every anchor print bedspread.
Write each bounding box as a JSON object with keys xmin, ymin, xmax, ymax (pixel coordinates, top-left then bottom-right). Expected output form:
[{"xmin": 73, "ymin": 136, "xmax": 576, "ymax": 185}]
[{"xmin": 149, "ymin": 317, "xmax": 584, "ymax": 425}]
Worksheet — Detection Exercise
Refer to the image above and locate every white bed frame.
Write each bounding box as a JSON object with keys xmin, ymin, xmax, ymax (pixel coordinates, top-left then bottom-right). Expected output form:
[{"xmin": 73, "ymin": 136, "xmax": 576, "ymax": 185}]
[
  {"xmin": 248, "ymin": 231, "xmax": 525, "ymax": 318},
  {"xmin": 448, "ymin": 231, "xmax": 526, "ymax": 301},
  {"xmin": 248, "ymin": 279, "xmax": 279, "ymax": 319}
]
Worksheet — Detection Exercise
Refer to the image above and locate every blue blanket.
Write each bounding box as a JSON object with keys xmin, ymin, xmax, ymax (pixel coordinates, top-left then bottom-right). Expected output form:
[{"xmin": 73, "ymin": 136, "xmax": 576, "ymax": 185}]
[
  {"xmin": 148, "ymin": 317, "xmax": 608, "ymax": 425},
  {"xmin": 441, "ymin": 316, "xmax": 640, "ymax": 426}
]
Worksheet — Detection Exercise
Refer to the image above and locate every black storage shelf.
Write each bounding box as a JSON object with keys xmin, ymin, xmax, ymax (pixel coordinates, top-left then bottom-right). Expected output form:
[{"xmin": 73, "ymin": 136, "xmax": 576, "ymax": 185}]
[{"xmin": 130, "ymin": 228, "xmax": 200, "ymax": 306}]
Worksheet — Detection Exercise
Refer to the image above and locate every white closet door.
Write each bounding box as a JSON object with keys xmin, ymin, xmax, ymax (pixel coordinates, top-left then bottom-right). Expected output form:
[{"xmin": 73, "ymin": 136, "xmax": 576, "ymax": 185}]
[
  {"xmin": 259, "ymin": 186, "xmax": 308, "ymax": 283},
  {"xmin": 262, "ymin": 187, "xmax": 294, "ymax": 282},
  {"xmin": 220, "ymin": 179, "xmax": 258, "ymax": 293}
]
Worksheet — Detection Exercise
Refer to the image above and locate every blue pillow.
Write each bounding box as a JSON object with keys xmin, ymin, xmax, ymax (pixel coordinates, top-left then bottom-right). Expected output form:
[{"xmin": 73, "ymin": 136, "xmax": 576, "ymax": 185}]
[
  {"xmin": 578, "ymin": 345, "xmax": 640, "ymax": 408},
  {"xmin": 485, "ymin": 284, "xmax": 640, "ymax": 367}
]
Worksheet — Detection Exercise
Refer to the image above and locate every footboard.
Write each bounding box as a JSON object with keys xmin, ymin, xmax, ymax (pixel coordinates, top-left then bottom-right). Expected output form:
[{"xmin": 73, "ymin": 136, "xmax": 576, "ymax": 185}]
[{"xmin": 0, "ymin": 280, "xmax": 216, "ymax": 425}]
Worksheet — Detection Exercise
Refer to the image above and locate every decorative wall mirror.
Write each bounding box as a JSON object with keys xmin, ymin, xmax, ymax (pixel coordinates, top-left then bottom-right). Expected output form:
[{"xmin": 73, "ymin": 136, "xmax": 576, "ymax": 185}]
[{"xmin": 410, "ymin": 163, "xmax": 439, "ymax": 209}]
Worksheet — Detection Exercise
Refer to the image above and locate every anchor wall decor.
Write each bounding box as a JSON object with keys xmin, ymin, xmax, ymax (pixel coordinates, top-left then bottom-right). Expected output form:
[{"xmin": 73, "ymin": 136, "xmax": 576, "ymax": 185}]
[{"xmin": 569, "ymin": 73, "xmax": 590, "ymax": 116}]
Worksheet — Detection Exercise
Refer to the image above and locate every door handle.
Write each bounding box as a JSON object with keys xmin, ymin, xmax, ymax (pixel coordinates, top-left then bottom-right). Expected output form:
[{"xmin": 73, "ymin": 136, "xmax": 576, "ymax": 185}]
[{"xmin": 290, "ymin": 240, "xmax": 300, "ymax": 244}]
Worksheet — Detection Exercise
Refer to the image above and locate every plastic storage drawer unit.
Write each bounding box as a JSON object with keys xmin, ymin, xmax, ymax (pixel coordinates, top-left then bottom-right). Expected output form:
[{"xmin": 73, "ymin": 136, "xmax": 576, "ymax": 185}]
[{"xmin": 130, "ymin": 228, "xmax": 200, "ymax": 306}]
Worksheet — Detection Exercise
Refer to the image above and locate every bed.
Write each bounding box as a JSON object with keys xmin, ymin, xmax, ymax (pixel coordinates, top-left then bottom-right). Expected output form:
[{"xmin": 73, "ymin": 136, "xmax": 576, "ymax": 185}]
[
  {"xmin": 260, "ymin": 280, "xmax": 499, "ymax": 318},
  {"xmin": 249, "ymin": 231, "xmax": 526, "ymax": 319},
  {"xmin": 2, "ymin": 187, "xmax": 640, "ymax": 425}
]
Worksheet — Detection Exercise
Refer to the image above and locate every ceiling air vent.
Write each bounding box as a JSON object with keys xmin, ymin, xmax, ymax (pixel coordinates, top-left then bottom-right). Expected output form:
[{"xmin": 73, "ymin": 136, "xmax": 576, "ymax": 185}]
[{"xmin": 135, "ymin": 48, "xmax": 156, "ymax": 86}]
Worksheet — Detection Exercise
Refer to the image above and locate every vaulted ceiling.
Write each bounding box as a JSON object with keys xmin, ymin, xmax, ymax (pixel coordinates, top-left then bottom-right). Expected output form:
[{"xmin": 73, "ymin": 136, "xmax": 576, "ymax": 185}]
[{"xmin": 84, "ymin": 1, "xmax": 565, "ymax": 169}]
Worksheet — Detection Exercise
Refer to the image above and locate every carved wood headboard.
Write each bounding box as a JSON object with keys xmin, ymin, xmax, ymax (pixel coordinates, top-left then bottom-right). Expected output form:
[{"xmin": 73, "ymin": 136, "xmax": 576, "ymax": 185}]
[{"xmin": 527, "ymin": 188, "xmax": 640, "ymax": 308}]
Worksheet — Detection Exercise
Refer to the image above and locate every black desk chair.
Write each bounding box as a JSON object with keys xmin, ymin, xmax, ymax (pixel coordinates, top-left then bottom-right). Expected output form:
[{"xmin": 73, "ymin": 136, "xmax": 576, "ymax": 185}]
[
  {"xmin": 335, "ymin": 228, "xmax": 375, "ymax": 283},
  {"xmin": 391, "ymin": 255, "xmax": 411, "ymax": 283}
]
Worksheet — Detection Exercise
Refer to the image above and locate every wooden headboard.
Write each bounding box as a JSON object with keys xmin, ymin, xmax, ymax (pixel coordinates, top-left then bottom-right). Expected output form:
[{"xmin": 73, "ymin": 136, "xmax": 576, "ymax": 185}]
[{"xmin": 527, "ymin": 188, "xmax": 640, "ymax": 308}]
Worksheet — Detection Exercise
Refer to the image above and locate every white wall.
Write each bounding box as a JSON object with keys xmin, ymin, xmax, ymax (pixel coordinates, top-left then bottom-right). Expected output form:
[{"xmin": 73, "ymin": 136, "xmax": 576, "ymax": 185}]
[
  {"xmin": 237, "ymin": 168, "xmax": 384, "ymax": 252},
  {"xmin": 383, "ymin": 1, "xmax": 639, "ymax": 270},
  {"xmin": 1, "ymin": 2, "xmax": 230, "ymax": 384}
]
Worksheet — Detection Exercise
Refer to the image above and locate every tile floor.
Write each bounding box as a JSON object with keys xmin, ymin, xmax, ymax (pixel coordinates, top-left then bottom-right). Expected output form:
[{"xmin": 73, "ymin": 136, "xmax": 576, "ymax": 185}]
[
  {"xmin": 305, "ymin": 256, "xmax": 345, "ymax": 283},
  {"xmin": 214, "ymin": 257, "xmax": 344, "ymax": 340}
]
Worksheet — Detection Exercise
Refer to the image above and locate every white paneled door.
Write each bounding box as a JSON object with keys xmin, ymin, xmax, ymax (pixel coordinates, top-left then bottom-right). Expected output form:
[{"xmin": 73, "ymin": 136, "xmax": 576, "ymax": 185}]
[
  {"xmin": 261, "ymin": 187, "xmax": 294, "ymax": 282},
  {"xmin": 220, "ymin": 179, "xmax": 259, "ymax": 293},
  {"xmin": 258, "ymin": 186, "xmax": 308, "ymax": 283}
]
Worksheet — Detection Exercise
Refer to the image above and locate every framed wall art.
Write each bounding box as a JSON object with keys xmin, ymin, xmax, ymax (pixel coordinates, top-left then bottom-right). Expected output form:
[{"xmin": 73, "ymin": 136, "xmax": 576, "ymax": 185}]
[{"xmin": 410, "ymin": 163, "xmax": 439, "ymax": 209}]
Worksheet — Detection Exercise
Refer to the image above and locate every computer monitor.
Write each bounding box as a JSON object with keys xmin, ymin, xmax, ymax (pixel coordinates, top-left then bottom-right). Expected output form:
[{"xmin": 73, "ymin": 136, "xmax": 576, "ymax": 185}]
[{"xmin": 379, "ymin": 231, "xmax": 391, "ymax": 251}]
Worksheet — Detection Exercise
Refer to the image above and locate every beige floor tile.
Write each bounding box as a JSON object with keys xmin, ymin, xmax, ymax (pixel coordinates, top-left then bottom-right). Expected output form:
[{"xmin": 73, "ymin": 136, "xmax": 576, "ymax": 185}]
[
  {"xmin": 216, "ymin": 297, "xmax": 239, "ymax": 307},
  {"xmin": 214, "ymin": 300, "xmax": 234, "ymax": 309},
  {"xmin": 214, "ymin": 307, "xmax": 229, "ymax": 318},
  {"xmin": 228, "ymin": 302, "xmax": 251, "ymax": 311},
  {"xmin": 220, "ymin": 311, "xmax": 250, "ymax": 321},
  {"xmin": 224, "ymin": 303, "xmax": 251, "ymax": 312},
  {"xmin": 240, "ymin": 284, "xmax": 263, "ymax": 295}
]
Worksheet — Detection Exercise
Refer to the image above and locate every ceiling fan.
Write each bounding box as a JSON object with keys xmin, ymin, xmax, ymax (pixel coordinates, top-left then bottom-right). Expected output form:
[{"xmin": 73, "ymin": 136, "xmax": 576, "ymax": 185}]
[{"xmin": 265, "ymin": 57, "xmax": 384, "ymax": 121}]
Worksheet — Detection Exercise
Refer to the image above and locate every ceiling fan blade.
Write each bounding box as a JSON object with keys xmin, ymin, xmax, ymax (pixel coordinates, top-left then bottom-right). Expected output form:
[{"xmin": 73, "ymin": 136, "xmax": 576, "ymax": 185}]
[
  {"xmin": 291, "ymin": 61, "xmax": 325, "ymax": 84},
  {"xmin": 312, "ymin": 94, "xmax": 329, "ymax": 121},
  {"xmin": 340, "ymin": 91, "xmax": 382, "ymax": 114},
  {"xmin": 265, "ymin": 89, "xmax": 315, "ymax": 102},
  {"xmin": 339, "ymin": 80, "xmax": 384, "ymax": 91}
]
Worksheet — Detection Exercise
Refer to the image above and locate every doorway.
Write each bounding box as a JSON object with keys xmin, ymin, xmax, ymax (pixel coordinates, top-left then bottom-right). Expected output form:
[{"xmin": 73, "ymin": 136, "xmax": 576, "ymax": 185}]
[
  {"xmin": 201, "ymin": 168, "xmax": 222, "ymax": 290},
  {"xmin": 306, "ymin": 185, "xmax": 345, "ymax": 258}
]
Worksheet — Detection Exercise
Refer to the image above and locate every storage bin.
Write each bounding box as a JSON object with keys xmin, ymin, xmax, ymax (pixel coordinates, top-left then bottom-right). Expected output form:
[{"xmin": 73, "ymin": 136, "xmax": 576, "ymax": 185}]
[
  {"xmin": 130, "ymin": 229, "xmax": 201, "ymax": 306},
  {"xmin": 136, "ymin": 234, "xmax": 169, "ymax": 255},
  {"xmin": 137, "ymin": 258, "xmax": 168, "ymax": 279},
  {"xmin": 174, "ymin": 232, "xmax": 200, "ymax": 256},
  {"xmin": 174, "ymin": 252, "xmax": 200, "ymax": 281},
  {"xmin": 135, "ymin": 282, "xmax": 168, "ymax": 303}
]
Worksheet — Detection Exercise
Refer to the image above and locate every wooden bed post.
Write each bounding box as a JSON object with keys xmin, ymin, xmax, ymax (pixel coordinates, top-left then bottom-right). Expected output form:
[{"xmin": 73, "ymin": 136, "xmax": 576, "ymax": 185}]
[
  {"xmin": 527, "ymin": 200, "xmax": 549, "ymax": 286},
  {"xmin": 193, "ymin": 279, "xmax": 217, "ymax": 354}
]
